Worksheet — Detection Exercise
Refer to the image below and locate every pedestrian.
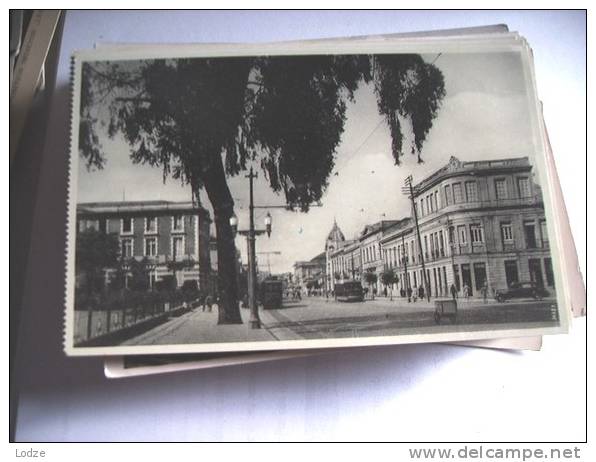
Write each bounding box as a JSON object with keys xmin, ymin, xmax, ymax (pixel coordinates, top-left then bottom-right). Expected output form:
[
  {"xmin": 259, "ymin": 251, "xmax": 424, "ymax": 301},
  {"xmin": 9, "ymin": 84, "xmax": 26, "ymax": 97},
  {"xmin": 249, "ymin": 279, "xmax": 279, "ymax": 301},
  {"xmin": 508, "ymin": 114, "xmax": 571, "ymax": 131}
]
[
  {"xmin": 406, "ymin": 287, "xmax": 412, "ymax": 303},
  {"xmin": 203, "ymin": 294, "xmax": 213, "ymax": 312},
  {"xmin": 418, "ymin": 285, "xmax": 425, "ymax": 300},
  {"xmin": 383, "ymin": 286, "xmax": 388, "ymax": 297},
  {"xmin": 481, "ymin": 282, "xmax": 488, "ymax": 304},
  {"xmin": 450, "ymin": 283, "xmax": 458, "ymax": 301},
  {"xmin": 463, "ymin": 284, "xmax": 470, "ymax": 301}
]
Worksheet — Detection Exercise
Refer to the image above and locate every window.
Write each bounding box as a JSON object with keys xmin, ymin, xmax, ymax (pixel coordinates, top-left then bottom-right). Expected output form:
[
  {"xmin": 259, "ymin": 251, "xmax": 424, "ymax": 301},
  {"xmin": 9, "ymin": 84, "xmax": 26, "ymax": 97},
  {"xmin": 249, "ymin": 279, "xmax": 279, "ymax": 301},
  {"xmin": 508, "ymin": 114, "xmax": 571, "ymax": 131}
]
[
  {"xmin": 524, "ymin": 220, "xmax": 537, "ymax": 249},
  {"xmin": 420, "ymin": 199, "xmax": 425, "ymax": 216},
  {"xmin": 465, "ymin": 181, "xmax": 478, "ymax": 202},
  {"xmin": 424, "ymin": 235, "xmax": 429, "ymax": 258},
  {"xmin": 453, "ymin": 183, "xmax": 463, "ymax": 203},
  {"xmin": 427, "ymin": 195, "xmax": 433, "ymax": 213},
  {"xmin": 172, "ymin": 236, "xmax": 184, "ymax": 259},
  {"xmin": 121, "ymin": 238, "xmax": 133, "ymax": 258},
  {"xmin": 470, "ymin": 224, "xmax": 484, "ymax": 244},
  {"xmin": 444, "ymin": 185, "xmax": 453, "ymax": 206},
  {"xmin": 434, "ymin": 191, "xmax": 439, "ymax": 210},
  {"xmin": 172, "ymin": 215, "xmax": 184, "ymax": 231},
  {"xmin": 504, "ymin": 260, "xmax": 519, "ymax": 287},
  {"xmin": 544, "ymin": 258, "xmax": 555, "ymax": 287},
  {"xmin": 121, "ymin": 217, "xmax": 133, "ymax": 234},
  {"xmin": 518, "ymin": 177, "xmax": 531, "ymax": 197},
  {"xmin": 501, "ymin": 222, "xmax": 513, "ymax": 243},
  {"xmin": 495, "ymin": 179, "xmax": 508, "ymax": 200},
  {"xmin": 79, "ymin": 219, "xmax": 99, "ymax": 232},
  {"xmin": 458, "ymin": 225, "xmax": 467, "ymax": 245},
  {"xmin": 439, "ymin": 230, "xmax": 445, "ymax": 257},
  {"xmin": 540, "ymin": 220, "xmax": 549, "ymax": 247},
  {"xmin": 145, "ymin": 237, "xmax": 157, "ymax": 256},
  {"xmin": 145, "ymin": 216, "xmax": 157, "ymax": 233}
]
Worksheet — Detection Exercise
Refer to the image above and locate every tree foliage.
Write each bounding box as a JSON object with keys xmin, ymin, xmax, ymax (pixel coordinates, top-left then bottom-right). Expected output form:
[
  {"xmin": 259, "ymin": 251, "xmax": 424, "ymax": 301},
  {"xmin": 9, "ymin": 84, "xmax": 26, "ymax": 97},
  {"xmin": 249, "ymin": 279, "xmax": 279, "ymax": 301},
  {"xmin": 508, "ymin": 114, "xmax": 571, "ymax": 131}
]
[
  {"xmin": 373, "ymin": 54, "xmax": 446, "ymax": 164},
  {"xmin": 364, "ymin": 270, "xmax": 378, "ymax": 285},
  {"xmin": 75, "ymin": 228, "xmax": 120, "ymax": 293},
  {"xmin": 79, "ymin": 54, "xmax": 445, "ymax": 208},
  {"xmin": 381, "ymin": 268, "xmax": 398, "ymax": 287}
]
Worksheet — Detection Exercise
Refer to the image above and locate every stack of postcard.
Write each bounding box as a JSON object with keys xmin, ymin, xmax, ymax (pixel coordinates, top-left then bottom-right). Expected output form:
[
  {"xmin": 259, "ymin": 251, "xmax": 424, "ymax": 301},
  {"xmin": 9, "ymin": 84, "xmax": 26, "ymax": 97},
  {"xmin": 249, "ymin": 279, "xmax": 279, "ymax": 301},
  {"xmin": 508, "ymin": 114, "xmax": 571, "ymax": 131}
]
[{"xmin": 63, "ymin": 25, "xmax": 585, "ymax": 378}]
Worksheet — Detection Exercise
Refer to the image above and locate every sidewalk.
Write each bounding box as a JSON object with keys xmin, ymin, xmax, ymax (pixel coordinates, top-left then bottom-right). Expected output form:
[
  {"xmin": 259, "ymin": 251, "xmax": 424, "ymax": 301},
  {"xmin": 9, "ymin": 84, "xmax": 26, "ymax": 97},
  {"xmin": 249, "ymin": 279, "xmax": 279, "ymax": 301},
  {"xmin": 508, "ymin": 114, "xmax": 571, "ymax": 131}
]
[
  {"xmin": 123, "ymin": 304, "xmax": 277, "ymax": 345},
  {"xmin": 366, "ymin": 295, "xmax": 499, "ymax": 310}
]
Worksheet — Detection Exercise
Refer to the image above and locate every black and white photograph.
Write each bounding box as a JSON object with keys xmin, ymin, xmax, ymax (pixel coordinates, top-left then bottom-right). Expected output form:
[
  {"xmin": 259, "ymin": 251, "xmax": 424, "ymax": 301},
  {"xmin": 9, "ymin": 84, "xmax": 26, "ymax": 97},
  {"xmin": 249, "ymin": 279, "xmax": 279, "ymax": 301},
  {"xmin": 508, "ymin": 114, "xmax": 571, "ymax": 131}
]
[{"xmin": 65, "ymin": 40, "xmax": 567, "ymax": 355}]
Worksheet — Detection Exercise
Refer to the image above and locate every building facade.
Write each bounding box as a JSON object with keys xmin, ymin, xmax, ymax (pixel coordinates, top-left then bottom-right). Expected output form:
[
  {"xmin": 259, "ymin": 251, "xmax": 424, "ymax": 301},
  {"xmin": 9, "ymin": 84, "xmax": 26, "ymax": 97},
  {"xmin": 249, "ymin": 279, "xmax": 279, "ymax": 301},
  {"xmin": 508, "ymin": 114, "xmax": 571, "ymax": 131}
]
[
  {"xmin": 76, "ymin": 200, "xmax": 212, "ymax": 289},
  {"xmin": 380, "ymin": 156, "xmax": 553, "ymax": 297},
  {"xmin": 320, "ymin": 156, "xmax": 554, "ymax": 299},
  {"xmin": 294, "ymin": 252, "xmax": 326, "ymax": 291},
  {"xmin": 324, "ymin": 219, "xmax": 346, "ymax": 292}
]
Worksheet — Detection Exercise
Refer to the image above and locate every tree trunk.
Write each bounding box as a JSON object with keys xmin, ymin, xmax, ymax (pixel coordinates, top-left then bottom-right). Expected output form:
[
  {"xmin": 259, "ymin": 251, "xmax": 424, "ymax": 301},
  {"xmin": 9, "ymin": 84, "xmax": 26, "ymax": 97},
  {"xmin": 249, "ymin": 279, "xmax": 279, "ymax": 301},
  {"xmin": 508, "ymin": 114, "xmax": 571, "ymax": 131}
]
[{"xmin": 202, "ymin": 154, "xmax": 242, "ymax": 325}]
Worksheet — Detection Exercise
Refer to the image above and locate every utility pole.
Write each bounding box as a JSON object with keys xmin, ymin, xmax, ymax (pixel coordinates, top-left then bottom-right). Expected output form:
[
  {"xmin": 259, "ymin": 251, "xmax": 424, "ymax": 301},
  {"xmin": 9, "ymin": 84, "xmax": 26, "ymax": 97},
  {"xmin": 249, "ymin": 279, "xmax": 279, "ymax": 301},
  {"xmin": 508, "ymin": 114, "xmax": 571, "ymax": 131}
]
[
  {"xmin": 257, "ymin": 251, "xmax": 282, "ymax": 275},
  {"xmin": 246, "ymin": 167, "xmax": 260, "ymax": 328},
  {"xmin": 401, "ymin": 232, "xmax": 408, "ymax": 291},
  {"xmin": 230, "ymin": 174, "xmax": 322, "ymax": 327},
  {"xmin": 403, "ymin": 175, "xmax": 430, "ymax": 302}
]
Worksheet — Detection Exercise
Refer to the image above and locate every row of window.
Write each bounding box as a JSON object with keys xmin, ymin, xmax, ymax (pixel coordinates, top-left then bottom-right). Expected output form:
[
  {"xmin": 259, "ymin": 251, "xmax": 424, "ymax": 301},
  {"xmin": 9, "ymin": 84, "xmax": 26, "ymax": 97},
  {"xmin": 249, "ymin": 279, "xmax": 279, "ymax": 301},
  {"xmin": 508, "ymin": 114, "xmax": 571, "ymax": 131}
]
[
  {"xmin": 120, "ymin": 235, "xmax": 186, "ymax": 259},
  {"xmin": 379, "ymin": 219, "xmax": 548, "ymax": 269},
  {"xmin": 121, "ymin": 215, "xmax": 185, "ymax": 234},
  {"xmin": 78, "ymin": 216, "xmax": 187, "ymax": 235},
  {"xmin": 417, "ymin": 176, "xmax": 532, "ymax": 218}
]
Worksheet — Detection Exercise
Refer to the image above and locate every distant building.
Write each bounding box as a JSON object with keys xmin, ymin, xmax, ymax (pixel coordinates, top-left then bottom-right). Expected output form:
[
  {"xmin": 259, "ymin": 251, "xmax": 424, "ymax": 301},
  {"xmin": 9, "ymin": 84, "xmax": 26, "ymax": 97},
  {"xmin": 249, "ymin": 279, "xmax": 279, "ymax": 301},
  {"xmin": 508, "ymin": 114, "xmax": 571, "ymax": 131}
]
[
  {"xmin": 327, "ymin": 220, "xmax": 399, "ymax": 292},
  {"xmin": 294, "ymin": 252, "xmax": 326, "ymax": 290},
  {"xmin": 324, "ymin": 219, "xmax": 346, "ymax": 292},
  {"xmin": 76, "ymin": 200, "xmax": 211, "ymax": 289}
]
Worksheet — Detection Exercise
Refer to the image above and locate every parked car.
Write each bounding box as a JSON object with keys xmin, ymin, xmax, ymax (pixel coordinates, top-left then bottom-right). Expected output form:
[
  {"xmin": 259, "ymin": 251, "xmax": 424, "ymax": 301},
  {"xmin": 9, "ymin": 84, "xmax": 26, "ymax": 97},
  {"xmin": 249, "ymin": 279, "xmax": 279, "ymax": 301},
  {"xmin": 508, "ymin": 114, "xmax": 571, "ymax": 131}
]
[{"xmin": 494, "ymin": 281, "xmax": 549, "ymax": 302}]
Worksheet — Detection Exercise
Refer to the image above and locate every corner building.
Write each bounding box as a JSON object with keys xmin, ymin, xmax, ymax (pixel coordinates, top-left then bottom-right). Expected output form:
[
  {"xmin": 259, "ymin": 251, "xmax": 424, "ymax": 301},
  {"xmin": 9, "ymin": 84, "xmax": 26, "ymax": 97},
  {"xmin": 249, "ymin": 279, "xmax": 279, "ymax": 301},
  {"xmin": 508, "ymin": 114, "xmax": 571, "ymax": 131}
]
[{"xmin": 380, "ymin": 156, "xmax": 554, "ymax": 297}]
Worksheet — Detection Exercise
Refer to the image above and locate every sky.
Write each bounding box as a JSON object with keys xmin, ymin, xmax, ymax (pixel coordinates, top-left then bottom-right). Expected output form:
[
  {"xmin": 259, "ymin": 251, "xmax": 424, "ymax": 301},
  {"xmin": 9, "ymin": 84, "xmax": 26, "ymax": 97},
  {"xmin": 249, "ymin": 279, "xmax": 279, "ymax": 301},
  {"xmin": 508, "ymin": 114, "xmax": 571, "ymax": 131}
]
[{"xmin": 78, "ymin": 51, "xmax": 538, "ymax": 274}]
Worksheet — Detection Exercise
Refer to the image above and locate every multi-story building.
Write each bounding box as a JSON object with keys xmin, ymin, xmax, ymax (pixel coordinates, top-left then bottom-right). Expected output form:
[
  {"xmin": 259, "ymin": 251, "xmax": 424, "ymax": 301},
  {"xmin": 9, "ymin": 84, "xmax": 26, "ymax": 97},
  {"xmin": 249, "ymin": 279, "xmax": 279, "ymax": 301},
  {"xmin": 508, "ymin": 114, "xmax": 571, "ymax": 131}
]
[
  {"xmin": 76, "ymin": 200, "xmax": 212, "ymax": 289},
  {"xmin": 358, "ymin": 220, "xmax": 400, "ymax": 287},
  {"xmin": 294, "ymin": 252, "xmax": 326, "ymax": 290},
  {"xmin": 380, "ymin": 156, "xmax": 553, "ymax": 297},
  {"xmin": 326, "ymin": 220, "xmax": 400, "ymax": 293}
]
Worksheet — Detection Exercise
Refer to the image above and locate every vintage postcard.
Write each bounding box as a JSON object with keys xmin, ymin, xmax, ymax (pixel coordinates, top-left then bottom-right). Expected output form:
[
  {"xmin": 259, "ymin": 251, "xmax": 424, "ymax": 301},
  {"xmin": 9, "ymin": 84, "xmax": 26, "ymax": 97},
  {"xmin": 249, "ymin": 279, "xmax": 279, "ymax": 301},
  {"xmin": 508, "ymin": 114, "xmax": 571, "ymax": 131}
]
[{"xmin": 65, "ymin": 36, "xmax": 570, "ymax": 356}]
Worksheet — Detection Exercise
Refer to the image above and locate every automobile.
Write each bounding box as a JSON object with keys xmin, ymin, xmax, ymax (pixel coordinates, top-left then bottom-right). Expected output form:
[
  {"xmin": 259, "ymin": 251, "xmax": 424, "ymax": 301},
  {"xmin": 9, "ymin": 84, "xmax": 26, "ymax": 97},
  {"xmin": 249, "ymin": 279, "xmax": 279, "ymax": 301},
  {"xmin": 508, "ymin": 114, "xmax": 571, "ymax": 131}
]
[{"xmin": 494, "ymin": 281, "xmax": 549, "ymax": 302}]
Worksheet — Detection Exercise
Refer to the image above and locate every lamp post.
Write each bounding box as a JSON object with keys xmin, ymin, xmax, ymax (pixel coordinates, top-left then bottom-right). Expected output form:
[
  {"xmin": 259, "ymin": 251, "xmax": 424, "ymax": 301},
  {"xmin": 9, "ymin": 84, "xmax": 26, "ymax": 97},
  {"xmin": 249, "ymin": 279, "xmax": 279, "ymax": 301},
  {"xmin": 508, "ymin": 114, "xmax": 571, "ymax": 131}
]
[
  {"xmin": 121, "ymin": 259, "xmax": 131, "ymax": 290},
  {"xmin": 229, "ymin": 167, "xmax": 273, "ymax": 329}
]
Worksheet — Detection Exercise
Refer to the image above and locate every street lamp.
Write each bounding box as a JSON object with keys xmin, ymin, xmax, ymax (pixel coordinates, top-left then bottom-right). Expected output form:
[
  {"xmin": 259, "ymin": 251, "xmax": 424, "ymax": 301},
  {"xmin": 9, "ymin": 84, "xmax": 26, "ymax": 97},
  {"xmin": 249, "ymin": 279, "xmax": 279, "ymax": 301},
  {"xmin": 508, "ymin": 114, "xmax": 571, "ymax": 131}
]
[
  {"xmin": 229, "ymin": 212, "xmax": 238, "ymax": 235},
  {"xmin": 229, "ymin": 168, "xmax": 274, "ymax": 329},
  {"xmin": 264, "ymin": 212, "xmax": 272, "ymax": 237}
]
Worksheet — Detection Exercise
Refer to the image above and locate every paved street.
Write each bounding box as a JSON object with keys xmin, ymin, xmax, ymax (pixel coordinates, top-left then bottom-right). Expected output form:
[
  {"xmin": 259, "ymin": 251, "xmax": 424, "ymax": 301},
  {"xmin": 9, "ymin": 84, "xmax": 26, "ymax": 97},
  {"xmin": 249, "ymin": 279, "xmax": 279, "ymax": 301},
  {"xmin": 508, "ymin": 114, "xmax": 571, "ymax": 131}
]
[
  {"xmin": 259, "ymin": 295, "xmax": 559, "ymax": 340},
  {"xmin": 122, "ymin": 294, "xmax": 559, "ymax": 346}
]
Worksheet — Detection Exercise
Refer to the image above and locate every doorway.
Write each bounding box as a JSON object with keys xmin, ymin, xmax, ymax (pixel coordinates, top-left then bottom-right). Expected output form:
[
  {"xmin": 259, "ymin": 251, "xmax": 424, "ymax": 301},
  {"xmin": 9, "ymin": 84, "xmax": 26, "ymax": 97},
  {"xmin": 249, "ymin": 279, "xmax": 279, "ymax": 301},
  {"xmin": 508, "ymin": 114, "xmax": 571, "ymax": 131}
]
[
  {"xmin": 461, "ymin": 263, "xmax": 473, "ymax": 296},
  {"xmin": 504, "ymin": 260, "xmax": 519, "ymax": 287},
  {"xmin": 528, "ymin": 258, "xmax": 544, "ymax": 287}
]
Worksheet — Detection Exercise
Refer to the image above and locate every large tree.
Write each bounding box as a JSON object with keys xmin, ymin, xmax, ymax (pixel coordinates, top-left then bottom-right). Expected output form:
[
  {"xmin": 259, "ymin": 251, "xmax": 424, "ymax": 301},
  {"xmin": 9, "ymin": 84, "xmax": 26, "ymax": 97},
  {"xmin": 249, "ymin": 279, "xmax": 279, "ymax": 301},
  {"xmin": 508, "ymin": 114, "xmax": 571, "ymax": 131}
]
[
  {"xmin": 76, "ymin": 228, "xmax": 120, "ymax": 295},
  {"xmin": 79, "ymin": 53, "xmax": 445, "ymax": 324}
]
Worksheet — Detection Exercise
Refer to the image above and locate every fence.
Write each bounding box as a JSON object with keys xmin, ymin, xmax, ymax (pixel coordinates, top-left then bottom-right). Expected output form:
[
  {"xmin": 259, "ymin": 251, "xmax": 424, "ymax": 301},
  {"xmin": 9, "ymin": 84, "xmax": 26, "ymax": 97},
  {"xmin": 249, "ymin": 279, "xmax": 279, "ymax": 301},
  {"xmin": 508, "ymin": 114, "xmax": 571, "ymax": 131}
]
[{"xmin": 73, "ymin": 290, "xmax": 201, "ymax": 346}]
